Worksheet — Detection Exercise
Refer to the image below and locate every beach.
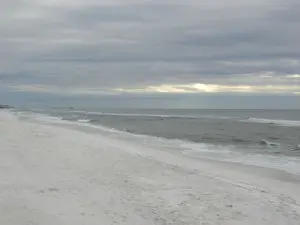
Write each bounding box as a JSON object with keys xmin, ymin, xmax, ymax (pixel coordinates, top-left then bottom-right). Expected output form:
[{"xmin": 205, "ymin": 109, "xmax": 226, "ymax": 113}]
[{"xmin": 1, "ymin": 110, "xmax": 300, "ymax": 225}]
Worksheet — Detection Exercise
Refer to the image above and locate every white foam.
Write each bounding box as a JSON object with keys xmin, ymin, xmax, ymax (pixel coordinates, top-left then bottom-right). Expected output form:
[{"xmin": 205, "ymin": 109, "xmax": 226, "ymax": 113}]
[
  {"xmin": 183, "ymin": 147, "xmax": 300, "ymax": 176},
  {"xmin": 242, "ymin": 118, "xmax": 300, "ymax": 127},
  {"xmin": 77, "ymin": 119, "xmax": 91, "ymax": 123}
]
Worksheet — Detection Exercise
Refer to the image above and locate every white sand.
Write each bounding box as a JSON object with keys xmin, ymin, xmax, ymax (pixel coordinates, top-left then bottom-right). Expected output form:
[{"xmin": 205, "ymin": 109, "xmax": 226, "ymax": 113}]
[{"xmin": 1, "ymin": 110, "xmax": 300, "ymax": 225}]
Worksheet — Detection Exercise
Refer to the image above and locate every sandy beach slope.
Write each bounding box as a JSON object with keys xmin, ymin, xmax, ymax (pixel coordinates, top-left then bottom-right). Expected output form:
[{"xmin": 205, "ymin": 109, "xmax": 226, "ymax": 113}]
[{"xmin": 0, "ymin": 111, "xmax": 300, "ymax": 225}]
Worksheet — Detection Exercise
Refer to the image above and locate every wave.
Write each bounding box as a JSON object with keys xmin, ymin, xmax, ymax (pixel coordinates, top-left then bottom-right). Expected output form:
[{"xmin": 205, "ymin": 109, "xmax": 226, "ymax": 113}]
[
  {"xmin": 177, "ymin": 140, "xmax": 300, "ymax": 176},
  {"xmin": 259, "ymin": 140, "xmax": 280, "ymax": 147},
  {"xmin": 70, "ymin": 110, "xmax": 238, "ymax": 121},
  {"xmin": 293, "ymin": 145, "xmax": 300, "ymax": 151},
  {"xmin": 230, "ymin": 137, "xmax": 250, "ymax": 144},
  {"xmin": 242, "ymin": 118, "xmax": 300, "ymax": 127},
  {"xmin": 73, "ymin": 111, "xmax": 199, "ymax": 119},
  {"xmin": 77, "ymin": 119, "xmax": 91, "ymax": 123}
]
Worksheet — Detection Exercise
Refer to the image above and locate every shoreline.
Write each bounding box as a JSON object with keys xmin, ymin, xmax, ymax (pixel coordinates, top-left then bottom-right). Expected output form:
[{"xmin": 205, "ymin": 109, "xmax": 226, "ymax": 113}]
[
  {"xmin": 1, "ymin": 110, "xmax": 300, "ymax": 224},
  {"xmin": 19, "ymin": 109, "xmax": 300, "ymax": 176}
]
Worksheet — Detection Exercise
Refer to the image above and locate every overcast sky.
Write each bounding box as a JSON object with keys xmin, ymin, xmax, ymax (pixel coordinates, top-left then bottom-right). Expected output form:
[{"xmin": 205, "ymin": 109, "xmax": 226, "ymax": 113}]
[{"xmin": 0, "ymin": 0, "xmax": 299, "ymax": 107}]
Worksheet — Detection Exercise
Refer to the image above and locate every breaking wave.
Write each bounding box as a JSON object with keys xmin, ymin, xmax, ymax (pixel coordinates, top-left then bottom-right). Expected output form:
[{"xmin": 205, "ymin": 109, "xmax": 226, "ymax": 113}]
[{"xmin": 242, "ymin": 118, "xmax": 300, "ymax": 127}]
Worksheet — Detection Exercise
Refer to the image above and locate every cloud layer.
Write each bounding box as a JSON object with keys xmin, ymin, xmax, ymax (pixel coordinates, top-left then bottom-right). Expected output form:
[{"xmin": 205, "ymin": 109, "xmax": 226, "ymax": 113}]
[{"xmin": 1, "ymin": 0, "xmax": 299, "ymax": 94}]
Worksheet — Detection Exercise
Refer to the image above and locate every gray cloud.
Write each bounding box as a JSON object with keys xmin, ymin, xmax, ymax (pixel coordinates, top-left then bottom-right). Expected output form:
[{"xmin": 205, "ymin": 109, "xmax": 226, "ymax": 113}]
[{"xmin": 0, "ymin": 0, "xmax": 299, "ymax": 93}]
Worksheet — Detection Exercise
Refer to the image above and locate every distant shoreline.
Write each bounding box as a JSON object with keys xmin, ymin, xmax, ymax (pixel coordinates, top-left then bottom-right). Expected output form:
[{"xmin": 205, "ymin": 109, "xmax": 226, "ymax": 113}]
[{"xmin": 0, "ymin": 104, "xmax": 13, "ymax": 109}]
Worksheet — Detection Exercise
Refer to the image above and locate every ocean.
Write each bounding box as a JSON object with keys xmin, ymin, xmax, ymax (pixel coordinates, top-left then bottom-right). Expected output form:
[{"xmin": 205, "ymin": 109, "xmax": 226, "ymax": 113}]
[{"xmin": 18, "ymin": 107, "xmax": 300, "ymax": 175}]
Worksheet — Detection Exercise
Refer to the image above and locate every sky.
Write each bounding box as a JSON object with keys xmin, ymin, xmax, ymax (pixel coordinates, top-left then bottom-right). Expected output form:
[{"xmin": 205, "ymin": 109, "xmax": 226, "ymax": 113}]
[{"xmin": 0, "ymin": 0, "xmax": 299, "ymax": 108}]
